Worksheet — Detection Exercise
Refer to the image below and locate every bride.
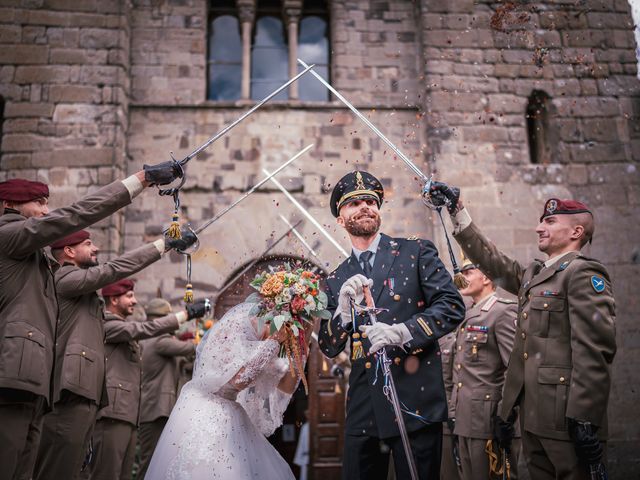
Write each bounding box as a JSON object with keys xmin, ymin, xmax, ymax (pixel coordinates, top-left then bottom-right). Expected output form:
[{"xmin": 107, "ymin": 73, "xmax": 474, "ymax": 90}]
[{"xmin": 146, "ymin": 301, "xmax": 311, "ymax": 479}]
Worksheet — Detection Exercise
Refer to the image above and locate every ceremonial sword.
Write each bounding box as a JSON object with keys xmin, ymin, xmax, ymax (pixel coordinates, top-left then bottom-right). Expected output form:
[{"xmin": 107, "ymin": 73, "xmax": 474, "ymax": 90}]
[
  {"xmin": 157, "ymin": 64, "xmax": 316, "ymax": 199},
  {"xmin": 262, "ymin": 167, "xmax": 349, "ymax": 258},
  {"xmin": 360, "ymin": 286, "xmax": 419, "ymax": 480},
  {"xmin": 297, "ymin": 59, "xmax": 467, "ymax": 285}
]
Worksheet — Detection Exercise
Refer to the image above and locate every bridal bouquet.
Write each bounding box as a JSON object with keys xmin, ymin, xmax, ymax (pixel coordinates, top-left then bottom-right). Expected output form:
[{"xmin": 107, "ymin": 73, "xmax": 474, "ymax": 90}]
[{"xmin": 246, "ymin": 264, "xmax": 331, "ymax": 393}]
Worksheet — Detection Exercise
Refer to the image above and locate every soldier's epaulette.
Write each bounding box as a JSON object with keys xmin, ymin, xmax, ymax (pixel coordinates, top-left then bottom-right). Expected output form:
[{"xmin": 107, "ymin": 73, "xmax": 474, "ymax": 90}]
[
  {"xmin": 496, "ymin": 297, "xmax": 517, "ymax": 305},
  {"xmin": 407, "ymin": 235, "xmax": 419, "ymax": 240}
]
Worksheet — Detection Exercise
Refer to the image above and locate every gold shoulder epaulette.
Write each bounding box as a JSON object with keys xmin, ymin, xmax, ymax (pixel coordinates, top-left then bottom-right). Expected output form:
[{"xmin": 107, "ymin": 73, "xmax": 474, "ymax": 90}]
[
  {"xmin": 407, "ymin": 235, "xmax": 419, "ymax": 241},
  {"xmin": 496, "ymin": 297, "xmax": 517, "ymax": 305}
]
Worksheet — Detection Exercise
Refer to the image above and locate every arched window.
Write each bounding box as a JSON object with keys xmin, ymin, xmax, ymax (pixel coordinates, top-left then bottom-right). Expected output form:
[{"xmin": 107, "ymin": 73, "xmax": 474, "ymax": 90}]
[
  {"xmin": 207, "ymin": 0, "xmax": 331, "ymax": 102},
  {"xmin": 251, "ymin": 15, "xmax": 288, "ymax": 100},
  {"xmin": 526, "ymin": 90, "xmax": 551, "ymax": 164},
  {"xmin": 208, "ymin": 5, "xmax": 243, "ymax": 101}
]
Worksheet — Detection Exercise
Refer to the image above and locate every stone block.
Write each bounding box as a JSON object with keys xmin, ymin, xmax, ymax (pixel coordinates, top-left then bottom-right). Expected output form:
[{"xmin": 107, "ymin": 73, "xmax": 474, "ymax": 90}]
[
  {"xmin": 31, "ymin": 147, "xmax": 114, "ymax": 167},
  {"xmin": 460, "ymin": 126, "xmax": 510, "ymax": 143},
  {"xmin": 552, "ymin": 97, "xmax": 620, "ymax": 117},
  {"xmin": 597, "ymin": 76, "xmax": 640, "ymax": 96},
  {"xmin": 0, "ymin": 153, "xmax": 32, "ymax": 169},
  {"xmin": 78, "ymin": 28, "xmax": 120, "ymax": 49},
  {"xmin": 0, "ymin": 24, "xmax": 21, "ymax": 43},
  {"xmin": 14, "ymin": 65, "xmax": 70, "ymax": 83},
  {"xmin": 1, "ymin": 133, "xmax": 50, "ymax": 152},
  {"xmin": 52, "ymin": 104, "xmax": 113, "ymax": 123},
  {"xmin": 27, "ymin": 9, "xmax": 70, "ymax": 26},
  {"xmin": 4, "ymin": 102, "xmax": 55, "ymax": 118},
  {"xmin": 48, "ymin": 84, "xmax": 102, "ymax": 103},
  {"xmin": 569, "ymin": 142, "xmax": 628, "ymax": 163},
  {"xmin": 43, "ymin": 0, "xmax": 97, "ymax": 12},
  {"xmin": 586, "ymin": 12, "xmax": 633, "ymax": 29},
  {"xmin": 488, "ymin": 94, "xmax": 526, "ymax": 113},
  {"xmin": 50, "ymin": 48, "xmax": 108, "ymax": 64}
]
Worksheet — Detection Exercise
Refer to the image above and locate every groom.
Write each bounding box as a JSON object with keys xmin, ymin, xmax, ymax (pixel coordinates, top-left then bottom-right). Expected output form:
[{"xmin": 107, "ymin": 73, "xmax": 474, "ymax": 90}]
[{"xmin": 318, "ymin": 171, "xmax": 466, "ymax": 480}]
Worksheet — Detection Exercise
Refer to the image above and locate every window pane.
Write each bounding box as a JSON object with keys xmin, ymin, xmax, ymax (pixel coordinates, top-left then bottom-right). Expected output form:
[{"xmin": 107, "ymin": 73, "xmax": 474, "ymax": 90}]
[
  {"xmin": 209, "ymin": 15, "xmax": 241, "ymax": 63},
  {"xmin": 297, "ymin": 65, "xmax": 329, "ymax": 101},
  {"xmin": 208, "ymin": 64, "xmax": 241, "ymax": 101},
  {"xmin": 251, "ymin": 16, "xmax": 288, "ymax": 100},
  {"xmin": 299, "ymin": 16, "xmax": 328, "ymax": 64}
]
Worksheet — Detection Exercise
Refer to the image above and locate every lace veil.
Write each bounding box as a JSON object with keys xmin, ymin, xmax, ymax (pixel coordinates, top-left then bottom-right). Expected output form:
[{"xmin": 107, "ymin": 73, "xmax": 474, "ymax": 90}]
[{"xmin": 192, "ymin": 302, "xmax": 294, "ymax": 436}]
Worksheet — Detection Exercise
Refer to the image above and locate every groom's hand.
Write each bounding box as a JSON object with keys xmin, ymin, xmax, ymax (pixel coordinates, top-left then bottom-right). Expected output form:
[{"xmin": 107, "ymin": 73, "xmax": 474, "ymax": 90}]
[{"xmin": 337, "ymin": 274, "xmax": 372, "ymax": 327}]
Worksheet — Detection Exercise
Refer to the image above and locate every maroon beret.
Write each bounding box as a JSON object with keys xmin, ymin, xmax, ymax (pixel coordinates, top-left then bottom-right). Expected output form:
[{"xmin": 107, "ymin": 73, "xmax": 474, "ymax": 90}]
[
  {"xmin": 50, "ymin": 230, "xmax": 91, "ymax": 250},
  {"xmin": 101, "ymin": 279, "xmax": 135, "ymax": 298},
  {"xmin": 540, "ymin": 198, "xmax": 592, "ymax": 222},
  {"xmin": 0, "ymin": 179, "xmax": 49, "ymax": 203}
]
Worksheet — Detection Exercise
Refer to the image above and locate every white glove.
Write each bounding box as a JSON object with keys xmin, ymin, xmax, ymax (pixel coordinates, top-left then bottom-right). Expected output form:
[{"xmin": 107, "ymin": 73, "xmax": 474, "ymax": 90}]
[
  {"xmin": 359, "ymin": 323, "xmax": 412, "ymax": 353},
  {"xmin": 336, "ymin": 274, "xmax": 373, "ymax": 327}
]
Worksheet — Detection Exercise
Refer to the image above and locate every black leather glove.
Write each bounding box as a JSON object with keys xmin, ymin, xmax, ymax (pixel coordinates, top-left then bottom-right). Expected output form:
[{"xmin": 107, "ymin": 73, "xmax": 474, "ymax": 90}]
[
  {"xmin": 493, "ymin": 414, "xmax": 515, "ymax": 452},
  {"xmin": 568, "ymin": 418, "xmax": 604, "ymax": 465},
  {"xmin": 143, "ymin": 159, "xmax": 184, "ymax": 186},
  {"xmin": 165, "ymin": 227, "xmax": 199, "ymax": 253},
  {"xmin": 446, "ymin": 417, "xmax": 456, "ymax": 433},
  {"xmin": 424, "ymin": 181, "xmax": 460, "ymax": 214},
  {"xmin": 186, "ymin": 299, "xmax": 211, "ymax": 320}
]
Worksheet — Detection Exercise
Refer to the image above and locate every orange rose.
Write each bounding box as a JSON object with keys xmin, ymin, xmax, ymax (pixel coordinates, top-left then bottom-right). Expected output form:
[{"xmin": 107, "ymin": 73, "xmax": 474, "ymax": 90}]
[{"xmin": 260, "ymin": 274, "xmax": 284, "ymax": 297}]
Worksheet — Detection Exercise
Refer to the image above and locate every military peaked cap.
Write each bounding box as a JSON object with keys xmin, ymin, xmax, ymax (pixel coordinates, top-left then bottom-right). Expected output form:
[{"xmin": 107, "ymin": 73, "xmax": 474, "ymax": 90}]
[{"xmin": 330, "ymin": 170, "xmax": 384, "ymax": 217}]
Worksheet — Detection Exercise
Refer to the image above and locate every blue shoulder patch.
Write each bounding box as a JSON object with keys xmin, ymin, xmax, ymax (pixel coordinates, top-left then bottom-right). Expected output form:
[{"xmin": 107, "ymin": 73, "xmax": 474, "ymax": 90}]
[{"xmin": 591, "ymin": 275, "xmax": 605, "ymax": 293}]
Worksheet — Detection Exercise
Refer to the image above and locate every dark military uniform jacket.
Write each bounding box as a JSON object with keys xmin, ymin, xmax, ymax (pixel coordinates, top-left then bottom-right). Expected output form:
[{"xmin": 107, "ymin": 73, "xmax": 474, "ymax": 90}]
[
  {"xmin": 319, "ymin": 233, "xmax": 466, "ymax": 439},
  {"xmin": 0, "ymin": 181, "xmax": 133, "ymax": 403},
  {"xmin": 98, "ymin": 311, "xmax": 181, "ymax": 426},
  {"xmin": 455, "ymin": 222, "xmax": 616, "ymax": 441},
  {"xmin": 52, "ymin": 243, "xmax": 162, "ymax": 408},
  {"xmin": 139, "ymin": 332, "xmax": 195, "ymax": 423},
  {"xmin": 450, "ymin": 293, "xmax": 517, "ymax": 439}
]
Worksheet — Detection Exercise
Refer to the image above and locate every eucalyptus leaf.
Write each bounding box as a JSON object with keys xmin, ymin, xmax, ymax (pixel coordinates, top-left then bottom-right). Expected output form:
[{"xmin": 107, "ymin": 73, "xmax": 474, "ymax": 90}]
[
  {"xmin": 273, "ymin": 314, "xmax": 285, "ymax": 330},
  {"xmin": 317, "ymin": 309, "xmax": 332, "ymax": 320}
]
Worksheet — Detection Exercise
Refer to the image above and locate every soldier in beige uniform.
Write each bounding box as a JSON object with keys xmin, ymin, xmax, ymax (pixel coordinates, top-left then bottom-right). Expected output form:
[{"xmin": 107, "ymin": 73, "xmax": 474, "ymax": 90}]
[
  {"xmin": 87, "ymin": 280, "xmax": 207, "ymax": 480},
  {"xmin": 33, "ymin": 230, "xmax": 194, "ymax": 479},
  {"xmin": 438, "ymin": 331, "xmax": 461, "ymax": 480},
  {"xmin": 0, "ymin": 162, "xmax": 182, "ymax": 480},
  {"xmin": 137, "ymin": 298, "xmax": 196, "ymax": 479},
  {"xmin": 450, "ymin": 257, "xmax": 520, "ymax": 479},
  {"xmin": 429, "ymin": 183, "xmax": 616, "ymax": 480}
]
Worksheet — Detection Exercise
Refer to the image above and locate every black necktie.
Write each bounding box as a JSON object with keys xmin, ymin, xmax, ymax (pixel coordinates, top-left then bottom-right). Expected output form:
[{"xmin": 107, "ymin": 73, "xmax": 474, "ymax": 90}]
[{"xmin": 360, "ymin": 251, "xmax": 373, "ymax": 278}]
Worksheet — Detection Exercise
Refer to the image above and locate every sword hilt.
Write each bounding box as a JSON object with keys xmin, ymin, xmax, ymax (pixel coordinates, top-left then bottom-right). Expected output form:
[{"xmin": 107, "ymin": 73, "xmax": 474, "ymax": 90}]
[{"xmin": 363, "ymin": 285, "xmax": 375, "ymax": 309}]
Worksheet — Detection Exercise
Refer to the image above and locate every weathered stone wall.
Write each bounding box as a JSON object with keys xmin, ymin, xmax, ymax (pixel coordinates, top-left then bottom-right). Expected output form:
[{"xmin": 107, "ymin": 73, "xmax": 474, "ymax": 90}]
[
  {"xmin": 419, "ymin": 0, "xmax": 640, "ymax": 475},
  {"xmin": 0, "ymin": 0, "xmax": 132, "ymax": 253},
  {"xmin": 0, "ymin": 0, "xmax": 638, "ymax": 475}
]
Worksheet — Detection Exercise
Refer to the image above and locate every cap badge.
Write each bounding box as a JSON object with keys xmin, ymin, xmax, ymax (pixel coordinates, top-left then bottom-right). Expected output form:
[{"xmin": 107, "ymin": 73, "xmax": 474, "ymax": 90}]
[
  {"xmin": 355, "ymin": 171, "xmax": 366, "ymax": 191},
  {"xmin": 546, "ymin": 199, "xmax": 557, "ymax": 214}
]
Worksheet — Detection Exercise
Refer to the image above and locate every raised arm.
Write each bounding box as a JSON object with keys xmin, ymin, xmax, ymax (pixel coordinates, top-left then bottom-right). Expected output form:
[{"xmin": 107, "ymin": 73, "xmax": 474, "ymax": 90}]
[
  {"xmin": 155, "ymin": 335, "xmax": 196, "ymax": 358},
  {"xmin": 1, "ymin": 178, "xmax": 141, "ymax": 259},
  {"xmin": 56, "ymin": 242, "xmax": 163, "ymax": 297},
  {"xmin": 104, "ymin": 313, "xmax": 182, "ymax": 343}
]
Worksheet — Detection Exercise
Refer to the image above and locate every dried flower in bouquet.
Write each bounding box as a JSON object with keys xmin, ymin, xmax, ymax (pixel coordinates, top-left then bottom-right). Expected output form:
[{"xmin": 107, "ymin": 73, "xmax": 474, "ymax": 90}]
[{"xmin": 246, "ymin": 264, "xmax": 331, "ymax": 394}]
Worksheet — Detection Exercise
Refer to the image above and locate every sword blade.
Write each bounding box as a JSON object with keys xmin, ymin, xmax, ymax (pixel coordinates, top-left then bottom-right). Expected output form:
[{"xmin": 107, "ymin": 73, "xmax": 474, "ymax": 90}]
[
  {"xmin": 180, "ymin": 64, "xmax": 315, "ymax": 165},
  {"xmin": 194, "ymin": 144, "xmax": 314, "ymax": 235},
  {"xmin": 278, "ymin": 213, "xmax": 321, "ymax": 261},
  {"xmin": 362, "ymin": 286, "xmax": 419, "ymax": 480},
  {"xmin": 297, "ymin": 58, "xmax": 429, "ymax": 184},
  {"xmin": 262, "ymin": 168, "xmax": 349, "ymax": 258}
]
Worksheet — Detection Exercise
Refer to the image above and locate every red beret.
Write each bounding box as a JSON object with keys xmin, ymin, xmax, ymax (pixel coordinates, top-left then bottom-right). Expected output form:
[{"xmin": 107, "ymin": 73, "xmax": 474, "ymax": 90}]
[
  {"xmin": 540, "ymin": 198, "xmax": 592, "ymax": 222},
  {"xmin": 0, "ymin": 179, "xmax": 49, "ymax": 202},
  {"xmin": 50, "ymin": 230, "xmax": 91, "ymax": 250},
  {"xmin": 101, "ymin": 279, "xmax": 135, "ymax": 298}
]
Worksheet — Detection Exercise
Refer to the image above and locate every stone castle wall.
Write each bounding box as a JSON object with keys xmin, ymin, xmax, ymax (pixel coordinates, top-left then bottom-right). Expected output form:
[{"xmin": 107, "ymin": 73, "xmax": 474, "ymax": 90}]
[{"xmin": 0, "ymin": 0, "xmax": 638, "ymax": 475}]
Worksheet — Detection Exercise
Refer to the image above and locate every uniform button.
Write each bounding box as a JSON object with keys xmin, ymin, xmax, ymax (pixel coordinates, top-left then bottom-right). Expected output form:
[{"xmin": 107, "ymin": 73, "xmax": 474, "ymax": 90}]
[
  {"xmin": 523, "ymin": 312, "xmax": 528, "ymax": 319},
  {"xmin": 81, "ymin": 351, "xmax": 86, "ymax": 356},
  {"xmin": 472, "ymin": 336, "xmax": 477, "ymax": 340},
  {"xmin": 485, "ymin": 394, "xmax": 491, "ymax": 399},
  {"xmin": 543, "ymin": 303, "xmax": 549, "ymax": 309},
  {"xmin": 118, "ymin": 383, "xmax": 122, "ymax": 387},
  {"xmin": 393, "ymin": 294, "xmax": 401, "ymax": 301},
  {"xmin": 28, "ymin": 332, "xmax": 33, "ymax": 337},
  {"xmin": 458, "ymin": 345, "xmax": 462, "ymax": 351},
  {"xmin": 365, "ymin": 362, "xmax": 371, "ymax": 369},
  {"xmin": 456, "ymin": 364, "xmax": 461, "ymax": 370},
  {"xmin": 559, "ymin": 376, "xmax": 565, "ymax": 383},
  {"xmin": 528, "ymin": 294, "xmax": 531, "ymax": 300},
  {"xmin": 523, "ymin": 352, "xmax": 528, "ymax": 360},
  {"xmin": 394, "ymin": 357, "xmax": 401, "ymax": 365},
  {"xmin": 521, "ymin": 332, "xmax": 526, "ymax": 339},
  {"xmin": 457, "ymin": 382, "xmax": 462, "ymax": 388},
  {"xmin": 361, "ymin": 332, "xmax": 368, "ymax": 339}
]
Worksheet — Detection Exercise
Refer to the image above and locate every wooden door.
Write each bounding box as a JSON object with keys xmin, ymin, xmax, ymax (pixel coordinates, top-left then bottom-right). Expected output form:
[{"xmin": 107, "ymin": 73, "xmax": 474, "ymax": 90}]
[{"xmin": 214, "ymin": 255, "xmax": 346, "ymax": 479}]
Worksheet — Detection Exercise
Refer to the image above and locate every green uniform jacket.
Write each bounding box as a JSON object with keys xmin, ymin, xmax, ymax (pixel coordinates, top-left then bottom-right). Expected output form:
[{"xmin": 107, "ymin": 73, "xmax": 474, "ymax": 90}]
[
  {"xmin": 455, "ymin": 222, "xmax": 616, "ymax": 441},
  {"xmin": 450, "ymin": 294, "xmax": 517, "ymax": 439}
]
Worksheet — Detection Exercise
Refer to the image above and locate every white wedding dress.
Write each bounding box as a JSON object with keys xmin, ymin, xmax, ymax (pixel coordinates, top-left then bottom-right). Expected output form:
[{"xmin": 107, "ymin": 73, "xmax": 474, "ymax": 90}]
[{"xmin": 146, "ymin": 303, "xmax": 296, "ymax": 480}]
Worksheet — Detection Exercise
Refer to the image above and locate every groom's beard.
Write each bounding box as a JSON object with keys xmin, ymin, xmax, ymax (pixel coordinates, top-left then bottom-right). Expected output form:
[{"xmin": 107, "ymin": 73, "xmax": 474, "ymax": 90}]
[{"xmin": 345, "ymin": 210, "xmax": 381, "ymax": 237}]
